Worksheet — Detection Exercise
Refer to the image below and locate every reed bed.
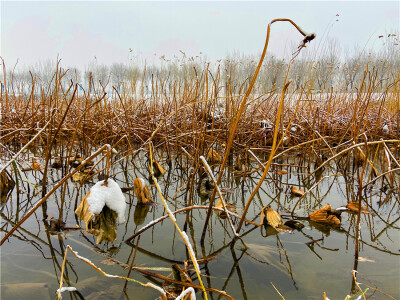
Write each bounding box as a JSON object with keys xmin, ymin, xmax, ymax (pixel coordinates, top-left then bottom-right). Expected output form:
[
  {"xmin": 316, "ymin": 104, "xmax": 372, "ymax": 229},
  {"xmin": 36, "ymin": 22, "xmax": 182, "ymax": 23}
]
[{"xmin": 1, "ymin": 62, "xmax": 398, "ymax": 151}]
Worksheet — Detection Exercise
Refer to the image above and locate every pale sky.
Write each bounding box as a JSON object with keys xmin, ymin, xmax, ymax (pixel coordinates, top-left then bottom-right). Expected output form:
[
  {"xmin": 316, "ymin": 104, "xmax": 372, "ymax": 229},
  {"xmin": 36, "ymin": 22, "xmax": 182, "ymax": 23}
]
[{"xmin": 1, "ymin": 1, "xmax": 399, "ymax": 70}]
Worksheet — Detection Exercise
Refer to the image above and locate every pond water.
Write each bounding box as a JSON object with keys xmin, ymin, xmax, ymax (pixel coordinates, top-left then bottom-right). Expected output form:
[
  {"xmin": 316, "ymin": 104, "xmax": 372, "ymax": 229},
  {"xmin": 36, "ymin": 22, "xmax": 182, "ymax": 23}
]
[{"xmin": 1, "ymin": 149, "xmax": 399, "ymax": 300}]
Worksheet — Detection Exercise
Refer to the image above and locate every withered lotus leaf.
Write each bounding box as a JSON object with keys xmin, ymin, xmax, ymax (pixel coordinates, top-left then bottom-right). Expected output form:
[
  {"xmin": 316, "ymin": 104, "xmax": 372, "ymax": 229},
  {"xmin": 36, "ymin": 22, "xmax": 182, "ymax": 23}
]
[
  {"xmin": 69, "ymin": 157, "xmax": 84, "ymax": 168},
  {"xmin": 291, "ymin": 186, "xmax": 305, "ymax": 197},
  {"xmin": 198, "ymin": 175, "xmax": 213, "ymax": 198},
  {"xmin": 72, "ymin": 172, "xmax": 88, "ymax": 183},
  {"xmin": 46, "ymin": 217, "xmax": 65, "ymax": 232},
  {"xmin": 31, "ymin": 160, "xmax": 41, "ymax": 171},
  {"xmin": 206, "ymin": 148, "xmax": 222, "ymax": 164},
  {"xmin": 75, "ymin": 191, "xmax": 94, "ymax": 228},
  {"xmin": 215, "ymin": 199, "xmax": 235, "ymax": 218},
  {"xmin": 75, "ymin": 191, "xmax": 118, "ymax": 244},
  {"xmin": 72, "ymin": 168, "xmax": 95, "ymax": 183},
  {"xmin": 346, "ymin": 202, "xmax": 370, "ymax": 214},
  {"xmin": 149, "ymin": 158, "xmax": 165, "ymax": 177},
  {"xmin": 234, "ymin": 155, "xmax": 242, "ymax": 171},
  {"xmin": 215, "ymin": 198, "xmax": 223, "ymax": 209},
  {"xmin": 309, "ymin": 204, "xmax": 341, "ymax": 226},
  {"xmin": 1, "ymin": 170, "xmax": 15, "ymax": 203},
  {"xmin": 264, "ymin": 207, "xmax": 283, "ymax": 228},
  {"xmin": 277, "ymin": 170, "xmax": 288, "ymax": 175},
  {"xmin": 134, "ymin": 178, "xmax": 153, "ymax": 204},
  {"xmin": 51, "ymin": 160, "xmax": 62, "ymax": 169}
]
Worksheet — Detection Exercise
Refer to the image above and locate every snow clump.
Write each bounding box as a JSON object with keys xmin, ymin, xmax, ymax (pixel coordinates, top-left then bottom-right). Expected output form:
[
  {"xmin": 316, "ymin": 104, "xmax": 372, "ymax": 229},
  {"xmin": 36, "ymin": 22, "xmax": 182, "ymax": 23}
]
[{"xmin": 86, "ymin": 178, "xmax": 126, "ymax": 223}]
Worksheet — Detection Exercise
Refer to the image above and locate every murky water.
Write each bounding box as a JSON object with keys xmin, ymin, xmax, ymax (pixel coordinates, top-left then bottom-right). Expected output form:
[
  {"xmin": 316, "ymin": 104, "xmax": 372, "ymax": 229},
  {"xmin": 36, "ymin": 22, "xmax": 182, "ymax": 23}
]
[{"xmin": 1, "ymin": 149, "xmax": 399, "ymax": 299}]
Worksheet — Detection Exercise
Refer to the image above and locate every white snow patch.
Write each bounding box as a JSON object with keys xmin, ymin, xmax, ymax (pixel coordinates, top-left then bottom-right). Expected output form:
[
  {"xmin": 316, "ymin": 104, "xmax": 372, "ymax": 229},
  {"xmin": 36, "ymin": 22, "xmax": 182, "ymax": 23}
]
[
  {"xmin": 56, "ymin": 286, "xmax": 77, "ymax": 293},
  {"xmin": 260, "ymin": 120, "xmax": 273, "ymax": 130},
  {"xmin": 86, "ymin": 178, "xmax": 126, "ymax": 223},
  {"xmin": 383, "ymin": 124, "xmax": 389, "ymax": 134},
  {"xmin": 75, "ymin": 253, "xmax": 94, "ymax": 265},
  {"xmin": 56, "ymin": 286, "xmax": 77, "ymax": 299},
  {"xmin": 138, "ymin": 218, "xmax": 160, "ymax": 232},
  {"xmin": 335, "ymin": 207, "xmax": 348, "ymax": 211},
  {"xmin": 175, "ymin": 287, "xmax": 196, "ymax": 300}
]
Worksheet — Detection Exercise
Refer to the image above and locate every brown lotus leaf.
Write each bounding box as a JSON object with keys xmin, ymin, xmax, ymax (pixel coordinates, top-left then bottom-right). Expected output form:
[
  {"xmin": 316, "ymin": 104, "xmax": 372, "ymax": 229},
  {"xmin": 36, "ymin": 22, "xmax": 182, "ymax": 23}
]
[
  {"xmin": 207, "ymin": 148, "xmax": 222, "ymax": 164},
  {"xmin": 82, "ymin": 167, "xmax": 95, "ymax": 174},
  {"xmin": 264, "ymin": 206, "xmax": 283, "ymax": 228},
  {"xmin": 134, "ymin": 178, "xmax": 153, "ymax": 204},
  {"xmin": 84, "ymin": 159, "xmax": 95, "ymax": 167},
  {"xmin": 69, "ymin": 157, "xmax": 84, "ymax": 168},
  {"xmin": 47, "ymin": 217, "xmax": 65, "ymax": 232},
  {"xmin": 72, "ymin": 172, "xmax": 89, "ymax": 183},
  {"xmin": 149, "ymin": 158, "xmax": 165, "ymax": 177},
  {"xmin": 51, "ymin": 160, "xmax": 62, "ymax": 169},
  {"xmin": 216, "ymin": 199, "xmax": 235, "ymax": 218},
  {"xmin": 75, "ymin": 192, "xmax": 118, "ymax": 244},
  {"xmin": 75, "ymin": 192, "xmax": 95, "ymax": 231},
  {"xmin": 277, "ymin": 170, "xmax": 288, "ymax": 175},
  {"xmin": 31, "ymin": 159, "xmax": 41, "ymax": 171},
  {"xmin": 291, "ymin": 186, "xmax": 305, "ymax": 197},
  {"xmin": 309, "ymin": 204, "xmax": 341, "ymax": 226},
  {"xmin": 346, "ymin": 202, "xmax": 370, "ymax": 214},
  {"xmin": 1, "ymin": 170, "xmax": 15, "ymax": 203},
  {"xmin": 353, "ymin": 148, "xmax": 366, "ymax": 164},
  {"xmin": 234, "ymin": 155, "xmax": 243, "ymax": 171},
  {"xmin": 198, "ymin": 175, "xmax": 213, "ymax": 198}
]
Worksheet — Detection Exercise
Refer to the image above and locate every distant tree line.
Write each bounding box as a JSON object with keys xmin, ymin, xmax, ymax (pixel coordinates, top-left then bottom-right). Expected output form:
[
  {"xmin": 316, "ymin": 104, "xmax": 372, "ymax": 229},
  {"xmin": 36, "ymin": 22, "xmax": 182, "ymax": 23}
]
[{"xmin": 2, "ymin": 34, "xmax": 399, "ymax": 96}]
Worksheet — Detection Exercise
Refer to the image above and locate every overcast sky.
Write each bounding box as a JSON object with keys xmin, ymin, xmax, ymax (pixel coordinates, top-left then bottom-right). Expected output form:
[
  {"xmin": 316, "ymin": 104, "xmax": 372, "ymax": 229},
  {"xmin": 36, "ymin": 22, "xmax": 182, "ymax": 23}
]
[{"xmin": 1, "ymin": 1, "xmax": 399, "ymax": 70}]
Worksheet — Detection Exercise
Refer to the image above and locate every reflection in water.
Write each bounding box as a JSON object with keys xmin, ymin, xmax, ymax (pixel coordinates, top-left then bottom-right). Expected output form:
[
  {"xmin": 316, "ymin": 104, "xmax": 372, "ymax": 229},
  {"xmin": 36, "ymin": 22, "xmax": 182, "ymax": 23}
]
[
  {"xmin": 1, "ymin": 148, "xmax": 399, "ymax": 299},
  {"xmin": 134, "ymin": 204, "xmax": 151, "ymax": 225}
]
